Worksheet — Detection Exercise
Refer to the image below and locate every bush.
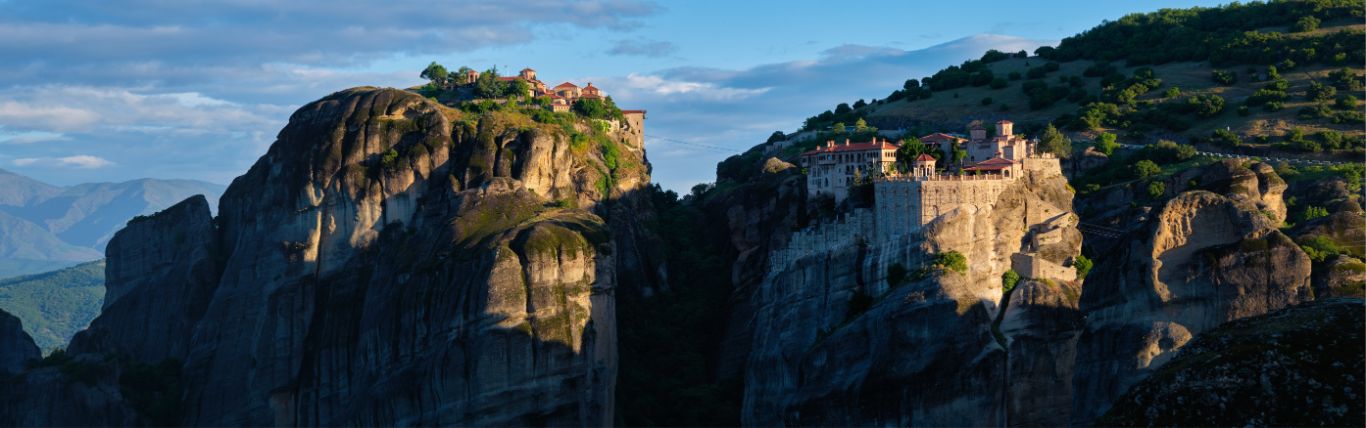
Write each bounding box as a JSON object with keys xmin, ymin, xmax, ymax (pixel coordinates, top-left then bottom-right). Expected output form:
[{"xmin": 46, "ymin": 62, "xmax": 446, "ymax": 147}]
[
  {"xmin": 1133, "ymin": 160, "xmax": 1161, "ymax": 178},
  {"xmin": 1211, "ymin": 129, "xmax": 1242, "ymax": 147},
  {"xmin": 1186, "ymin": 94, "xmax": 1225, "ymax": 117},
  {"xmin": 934, "ymin": 251, "xmax": 968, "ymax": 274},
  {"xmin": 1094, "ymin": 132, "xmax": 1119, "ymax": 155},
  {"xmin": 1212, "ymin": 69, "xmax": 1237, "ymax": 85},
  {"xmin": 981, "ymin": 97, "xmax": 993, "ymax": 106},
  {"xmin": 1293, "ymin": 15, "xmax": 1320, "ymax": 32},
  {"xmin": 1307, "ymin": 82, "xmax": 1337, "ymax": 102},
  {"xmin": 1147, "ymin": 180, "xmax": 1166, "ymax": 199},
  {"xmin": 887, "ymin": 263, "xmax": 908, "ymax": 288},
  {"xmin": 990, "ymin": 77, "xmax": 1008, "ymax": 89},
  {"xmin": 1008, "ymin": 71, "xmax": 1022, "ymax": 81},
  {"xmin": 1336, "ymin": 95, "xmax": 1358, "ymax": 110},
  {"xmin": 1002, "ymin": 270, "xmax": 1021, "ymax": 293},
  {"xmin": 1301, "ymin": 205, "xmax": 1329, "ymax": 222},
  {"xmin": 1299, "ymin": 235, "xmax": 1342, "ymax": 262},
  {"xmin": 1074, "ymin": 255, "xmax": 1093, "ymax": 280}
]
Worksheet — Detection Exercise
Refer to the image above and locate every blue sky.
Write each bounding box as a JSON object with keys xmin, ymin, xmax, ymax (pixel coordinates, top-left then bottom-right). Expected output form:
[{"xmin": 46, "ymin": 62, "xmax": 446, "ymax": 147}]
[{"xmin": 0, "ymin": 0, "xmax": 1226, "ymax": 191}]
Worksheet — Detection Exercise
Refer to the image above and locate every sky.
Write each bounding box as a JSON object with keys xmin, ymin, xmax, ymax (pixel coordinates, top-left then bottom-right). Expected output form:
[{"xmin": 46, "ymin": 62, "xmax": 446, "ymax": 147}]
[{"xmin": 0, "ymin": 0, "xmax": 1228, "ymax": 192}]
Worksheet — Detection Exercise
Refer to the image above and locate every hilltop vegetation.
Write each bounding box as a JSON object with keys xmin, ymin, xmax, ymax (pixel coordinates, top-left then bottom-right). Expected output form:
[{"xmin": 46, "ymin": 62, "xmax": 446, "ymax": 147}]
[
  {"xmin": 797, "ymin": 0, "xmax": 1364, "ymax": 162},
  {"xmin": 0, "ymin": 260, "xmax": 104, "ymax": 353}
]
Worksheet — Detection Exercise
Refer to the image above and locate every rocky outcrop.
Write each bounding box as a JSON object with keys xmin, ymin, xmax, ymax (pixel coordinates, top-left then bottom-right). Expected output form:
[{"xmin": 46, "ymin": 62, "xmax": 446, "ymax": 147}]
[
  {"xmin": 1072, "ymin": 160, "xmax": 1313, "ymax": 425},
  {"xmin": 11, "ymin": 87, "xmax": 661, "ymax": 426},
  {"xmin": 68, "ymin": 195, "xmax": 220, "ymax": 363},
  {"xmin": 1098, "ymin": 298, "xmax": 1364, "ymax": 426},
  {"xmin": 739, "ymin": 163, "xmax": 1082, "ymax": 425},
  {"xmin": 0, "ymin": 308, "xmax": 39, "ymax": 374}
]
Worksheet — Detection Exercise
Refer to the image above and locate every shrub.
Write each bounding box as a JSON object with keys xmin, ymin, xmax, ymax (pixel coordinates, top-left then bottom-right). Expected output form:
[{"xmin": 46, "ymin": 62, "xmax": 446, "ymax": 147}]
[
  {"xmin": 379, "ymin": 148, "xmax": 399, "ymax": 172},
  {"xmin": 1133, "ymin": 160, "xmax": 1161, "ymax": 178},
  {"xmin": 1300, "ymin": 235, "xmax": 1342, "ymax": 262},
  {"xmin": 1211, "ymin": 69, "xmax": 1237, "ymax": 85},
  {"xmin": 1211, "ymin": 129, "xmax": 1242, "ymax": 147},
  {"xmin": 990, "ymin": 77, "xmax": 1008, "ymax": 89},
  {"xmin": 934, "ymin": 251, "xmax": 968, "ymax": 274},
  {"xmin": 1074, "ymin": 254, "xmax": 1093, "ymax": 280},
  {"xmin": 887, "ymin": 262, "xmax": 908, "ymax": 288},
  {"xmin": 1336, "ymin": 95, "xmax": 1358, "ymax": 110},
  {"xmin": 1293, "ymin": 15, "xmax": 1320, "ymax": 32},
  {"xmin": 1237, "ymin": 105, "xmax": 1250, "ymax": 116},
  {"xmin": 1008, "ymin": 71, "xmax": 1022, "ymax": 81},
  {"xmin": 1307, "ymin": 82, "xmax": 1337, "ymax": 102},
  {"xmin": 1187, "ymin": 94, "xmax": 1225, "ymax": 117},
  {"xmin": 1164, "ymin": 87, "xmax": 1181, "ymax": 98},
  {"xmin": 1301, "ymin": 205, "xmax": 1329, "ymax": 222},
  {"xmin": 1147, "ymin": 180, "xmax": 1166, "ymax": 199},
  {"xmin": 981, "ymin": 97, "xmax": 993, "ymax": 106},
  {"xmin": 1094, "ymin": 132, "xmax": 1119, "ymax": 155},
  {"xmin": 1002, "ymin": 270, "xmax": 1021, "ymax": 293}
]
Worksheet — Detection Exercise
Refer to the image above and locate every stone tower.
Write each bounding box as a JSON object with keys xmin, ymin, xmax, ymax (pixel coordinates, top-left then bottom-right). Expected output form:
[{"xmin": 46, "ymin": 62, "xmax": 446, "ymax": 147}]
[{"xmin": 913, "ymin": 153, "xmax": 937, "ymax": 177}]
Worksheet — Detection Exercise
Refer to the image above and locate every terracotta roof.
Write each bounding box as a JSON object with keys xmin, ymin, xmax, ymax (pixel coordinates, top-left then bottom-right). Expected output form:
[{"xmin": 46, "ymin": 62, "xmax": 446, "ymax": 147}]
[
  {"xmin": 580, "ymin": 93, "xmax": 601, "ymax": 99},
  {"xmin": 521, "ymin": 67, "xmax": 535, "ymax": 72},
  {"xmin": 621, "ymin": 109, "xmax": 646, "ymax": 114},
  {"xmin": 921, "ymin": 133, "xmax": 965, "ymax": 143},
  {"xmin": 963, "ymin": 157, "xmax": 1017, "ymax": 171},
  {"xmin": 996, "ymin": 119, "xmax": 1013, "ymax": 124},
  {"xmin": 915, "ymin": 153, "xmax": 937, "ymax": 162},
  {"xmin": 554, "ymin": 82, "xmax": 579, "ymax": 89},
  {"xmin": 801, "ymin": 140, "xmax": 900, "ymax": 156},
  {"xmin": 497, "ymin": 76, "xmax": 520, "ymax": 81}
]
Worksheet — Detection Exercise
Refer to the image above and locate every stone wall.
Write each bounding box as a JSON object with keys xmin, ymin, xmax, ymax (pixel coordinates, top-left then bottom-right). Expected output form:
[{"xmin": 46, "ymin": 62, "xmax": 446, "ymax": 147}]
[
  {"xmin": 769, "ymin": 209, "xmax": 876, "ymax": 270},
  {"xmin": 875, "ymin": 175, "xmax": 1016, "ymax": 242},
  {"xmin": 1011, "ymin": 253, "xmax": 1075, "ymax": 281}
]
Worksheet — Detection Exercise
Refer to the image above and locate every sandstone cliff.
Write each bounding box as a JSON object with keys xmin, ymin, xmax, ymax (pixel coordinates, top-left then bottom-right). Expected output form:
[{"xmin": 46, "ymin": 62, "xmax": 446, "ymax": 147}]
[
  {"xmin": 8, "ymin": 87, "xmax": 661, "ymax": 426},
  {"xmin": 1072, "ymin": 160, "xmax": 1314, "ymax": 425},
  {"xmin": 739, "ymin": 161, "xmax": 1083, "ymax": 426}
]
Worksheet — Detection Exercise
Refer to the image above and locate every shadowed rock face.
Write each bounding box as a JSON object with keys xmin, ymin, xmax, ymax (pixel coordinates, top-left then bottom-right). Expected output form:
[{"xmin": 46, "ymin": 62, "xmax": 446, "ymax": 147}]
[
  {"xmin": 1072, "ymin": 161, "xmax": 1314, "ymax": 425},
  {"xmin": 0, "ymin": 308, "xmax": 38, "ymax": 375},
  {"xmin": 8, "ymin": 87, "xmax": 661, "ymax": 426},
  {"xmin": 1098, "ymin": 298, "xmax": 1365, "ymax": 427},
  {"xmin": 738, "ymin": 162, "xmax": 1082, "ymax": 426}
]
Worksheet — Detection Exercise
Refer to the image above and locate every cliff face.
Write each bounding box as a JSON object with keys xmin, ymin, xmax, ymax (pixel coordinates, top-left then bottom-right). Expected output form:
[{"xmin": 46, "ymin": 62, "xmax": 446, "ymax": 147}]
[
  {"xmin": 1071, "ymin": 160, "xmax": 1313, "ymax": 425},
  {"xmin": 739, "ymin": 162, "xmax": 1083, "ymax": 426},
  {"xmin": 1098, "ymin": 298, "xmax": 1364, "ymax": 426},
  {"xmin": 25, "ymin": 87, "xmax": 659, "ymax": 426},
  {"xmin": 68, "ymin": 195, "xmax": 220, "ymax": 363},
  {"xmin": 0, "ymin": 308, "xmax": 38, "ymax": 374}
]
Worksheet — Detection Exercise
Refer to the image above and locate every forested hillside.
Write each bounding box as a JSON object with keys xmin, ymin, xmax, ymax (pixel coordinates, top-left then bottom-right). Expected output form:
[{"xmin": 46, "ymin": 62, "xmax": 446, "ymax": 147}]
[{"xmin": 0, "ymin": 260, "xmax": 104, "ymax": 352}]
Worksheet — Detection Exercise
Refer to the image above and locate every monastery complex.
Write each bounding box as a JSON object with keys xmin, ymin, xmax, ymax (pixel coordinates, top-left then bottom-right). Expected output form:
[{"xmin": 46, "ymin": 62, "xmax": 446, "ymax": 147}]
[{"xmin": 775, "ymin": 119, "xmax": 1074, "ymax": 281}]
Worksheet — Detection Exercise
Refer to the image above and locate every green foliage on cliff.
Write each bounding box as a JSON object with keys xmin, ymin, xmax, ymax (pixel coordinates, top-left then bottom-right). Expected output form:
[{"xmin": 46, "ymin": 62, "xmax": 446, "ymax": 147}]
[
  {"xmin": 933, "ymin": 251, "xmax": 968, "ymax": 274},
  {"xmin": 0, "ymin": 260, "xmax": 105, "ymax": 353},
  {"xmin": 1001, "ymin": 269, "xmax": 1021, "ymax": 292},
  {"xmin": 1073, "ymin": 254, "xmax": 1093, "ymax": 280}
]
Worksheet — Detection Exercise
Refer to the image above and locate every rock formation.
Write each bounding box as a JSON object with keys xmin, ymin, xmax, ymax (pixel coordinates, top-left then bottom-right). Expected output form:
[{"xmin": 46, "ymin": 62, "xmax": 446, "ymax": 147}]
[
  {"xmin": 0, "ymin": 308, "xmax": 38, "ymax": 375},
  {"xmin": 5, "ymin": 87, "xmax": 662, "ymax": 426},
  {"xmin": 1098, "ymin": 298, "xmax": 1364, "ymax": 426},
  {"xmin": 1071, "ymin": 160, "xmax": 1314, "ymax": 425},
  {"xmin": 738, "ymin": 157, "xmax": 1082, "ymax": 425}
]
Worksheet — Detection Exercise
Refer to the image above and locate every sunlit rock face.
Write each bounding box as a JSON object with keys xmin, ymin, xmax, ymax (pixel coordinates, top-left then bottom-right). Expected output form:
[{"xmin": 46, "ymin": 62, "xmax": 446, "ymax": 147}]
[{"xmin": 26, "ymin": 87, "xmax": 662, "ymax": 426}]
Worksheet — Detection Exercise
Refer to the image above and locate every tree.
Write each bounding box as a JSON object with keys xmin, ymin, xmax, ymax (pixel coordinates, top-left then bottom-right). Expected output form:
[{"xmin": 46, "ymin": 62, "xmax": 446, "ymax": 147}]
[
  {"xmin": 854, "ymin": 118, "xmax": 869, "ymax": 133},
  {"xmin": 934, "ymin": 251, "xmax": 968, "ymax": 274},
  {"xmin": 420, "ymin": 61, "xmax": 449, "ymax": 88},
  {"xmin": 1147, "ymin": 180, "xmax": 1166, "ymax": 199},
  {"xmin": 1302, "ymin": 205, "xmax": 1329, "ymax": 222},
  {"xmin": 1039, "ymin": 124, "xmax": 1073, "ymax": 158},
  {"xmin": 474, "ymin": 67, "xmax": 506, "ymax": 99},
  {"xmin": 1094, "ymin": 132, "xmax": 1118, "ymax": 155},
  {"xmin": 831, "ymin": 122, "xmax": 846, "ymax": 134},
  {"xmin": 835, "ymin": 103, "xmax": 852, "ymax": 115},
  {"xmin": 1073, "ymin": 255, "xmax": 1093, "ymax": 280},
  {"xmin": 1211, "ymin": 129, "xmax": 1242, "ymax": 147},
  {"xmin": 1293, "ymin": 15, "xmax": 1320, "ymax": 32},
  {"xmin": 505, "ymin": 78, "xmax": 532, "ymax": 98},
  {"xmin": 1133, "ymin": 160, "xmax": 1161, "ymax": 178},
  {"xmin": 1002, "ymin": 270, "xmax": 1021, "ymax": 293},
  {"xmin": 1307, "ymin": 82, "xmax": 1337, "ymax": 102},
  {"xmin": 1187, "ymin": 94, "xmax": 1225, "ymax": 117},
  {"xmin": 853, "ymin": 99, "xmax": 867, "ymax": 109},
  {"xmin": 895, "ymin": 137, "xmax": 928, "ymax": 169},
  {"xmin": 951, "ymin": 144, "xmax": 968, "ymax": 166},
  {"xmin": 766, "ymin": 131, "xmax": 786, "ymax": 144},
  {"xmin": 1211, "ymin": 69, "xmax": 1237, "ymax": 85},
  {"xmin": 904, "ymin": 79, "xmax": 920, "ymax": 90}
]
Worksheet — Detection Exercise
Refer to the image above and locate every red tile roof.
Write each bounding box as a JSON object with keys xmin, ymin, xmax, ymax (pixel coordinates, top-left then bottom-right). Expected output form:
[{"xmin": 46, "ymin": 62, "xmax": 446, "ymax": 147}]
[
  {"xmin": 915, "ymin": 153, "xmax": 937, "ymax": 162},
  {"xmin": 963, "ymin": 157, "xmax": 1017, "ymax": 171},
  {"xmin": 621, "ymin": 109, "xmax": 646, "ymax": 114},
  {"xmin": 554, "ymin": 82, "xmax": 579, "ymax": 89},
  {"xmin": 801, "ymin": 140, "xmax": 899, "ymax": 156},
  {"xmin": 921, "ymin": 133, "xmax": 965, "ymax": 144}
]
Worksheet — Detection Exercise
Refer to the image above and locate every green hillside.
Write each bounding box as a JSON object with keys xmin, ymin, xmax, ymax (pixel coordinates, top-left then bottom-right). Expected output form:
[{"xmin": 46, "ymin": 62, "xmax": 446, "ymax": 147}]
[
  {"xmin": 0, "ymin": 260, "xmax": 104, "ymax": 353},
  {"xmin": 800, "ymin": 0, "xmax": 1364, "ymax": 160}
]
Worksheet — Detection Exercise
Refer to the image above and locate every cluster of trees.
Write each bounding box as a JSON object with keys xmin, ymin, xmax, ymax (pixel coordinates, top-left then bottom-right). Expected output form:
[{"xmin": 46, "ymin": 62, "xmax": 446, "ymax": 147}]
[
  {"xmin": 419, "ymin": 62, "xmax": 531, "ymax": 99},
  {"xmin": 1041, "ymin": 0, "xmax": 1364, "ymax": 66}
]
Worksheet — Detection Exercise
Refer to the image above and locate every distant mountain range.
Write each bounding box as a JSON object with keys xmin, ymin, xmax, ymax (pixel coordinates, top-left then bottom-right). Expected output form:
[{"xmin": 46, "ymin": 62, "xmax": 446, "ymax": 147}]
[{"xmin": 0, "ymin": 169, "xmax": 224, "ymax": 278}]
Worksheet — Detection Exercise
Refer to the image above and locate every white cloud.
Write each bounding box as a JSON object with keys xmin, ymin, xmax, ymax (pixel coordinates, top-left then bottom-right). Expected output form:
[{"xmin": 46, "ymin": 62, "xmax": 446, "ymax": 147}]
[
  {"xmin": 0, "ymin": 129, "xmax": 68, "ymax": 144},
  {"xmin": 12, "ymin": 155, "xmax": 112, "ymax": 168}
]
